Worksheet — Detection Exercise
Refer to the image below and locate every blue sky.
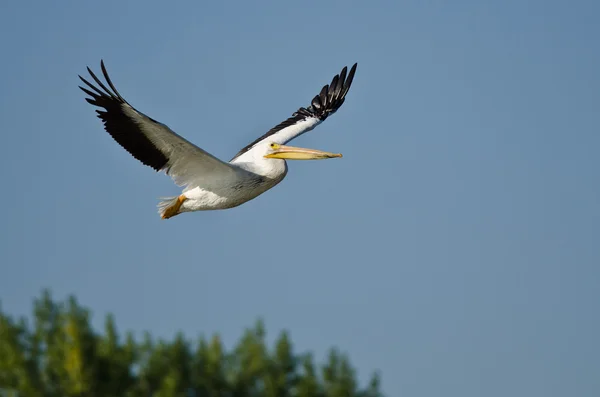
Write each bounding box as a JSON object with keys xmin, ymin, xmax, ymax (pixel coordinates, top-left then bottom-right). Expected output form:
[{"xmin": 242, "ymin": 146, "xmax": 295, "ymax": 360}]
[{"xmin": 1, "ymin": 0, "xmax": 599, "ymax": 395}]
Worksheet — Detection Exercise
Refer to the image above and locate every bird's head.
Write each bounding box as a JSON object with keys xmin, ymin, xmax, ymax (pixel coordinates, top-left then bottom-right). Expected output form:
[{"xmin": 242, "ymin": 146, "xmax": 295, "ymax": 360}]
[{"xmin": 263, "ymin": 142, "xmax": 342, "ymax": 161}]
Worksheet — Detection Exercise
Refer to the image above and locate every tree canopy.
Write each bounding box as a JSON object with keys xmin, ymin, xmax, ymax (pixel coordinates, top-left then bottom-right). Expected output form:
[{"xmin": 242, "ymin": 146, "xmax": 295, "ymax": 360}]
[{"xmin": 0, "ymin": 290, "xmax": 383, "ymax": 397}]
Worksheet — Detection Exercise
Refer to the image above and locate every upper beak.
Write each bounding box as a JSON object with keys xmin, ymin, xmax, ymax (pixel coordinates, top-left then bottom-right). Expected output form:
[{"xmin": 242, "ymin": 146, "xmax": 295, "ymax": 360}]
[{"xmin": 264, "ymin": 144, "xmax": 343, "ymax": 160}]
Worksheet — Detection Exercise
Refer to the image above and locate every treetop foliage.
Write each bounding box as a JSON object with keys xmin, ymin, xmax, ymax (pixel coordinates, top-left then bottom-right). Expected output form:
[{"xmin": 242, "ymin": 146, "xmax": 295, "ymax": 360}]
[{"xmin": 0, "ymin": 290, "xmax": 383, "ymax": 397}]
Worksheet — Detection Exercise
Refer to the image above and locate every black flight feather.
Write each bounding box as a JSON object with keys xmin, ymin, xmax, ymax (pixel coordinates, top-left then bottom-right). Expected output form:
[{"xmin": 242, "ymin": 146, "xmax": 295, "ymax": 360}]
[
  {"xmin": 231, "ymin": 63, "xmax": 357, "ymax": 161},
  {"xmin": 78, "ymin": 60, "xmax": 169, "ymax": 171}
]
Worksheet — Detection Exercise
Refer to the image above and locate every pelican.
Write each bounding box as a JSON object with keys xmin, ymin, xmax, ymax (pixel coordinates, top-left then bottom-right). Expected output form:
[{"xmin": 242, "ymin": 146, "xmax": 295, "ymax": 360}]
[{"xmin": 78, "ymin": 60, "xmax": 357, "ymax": 219}]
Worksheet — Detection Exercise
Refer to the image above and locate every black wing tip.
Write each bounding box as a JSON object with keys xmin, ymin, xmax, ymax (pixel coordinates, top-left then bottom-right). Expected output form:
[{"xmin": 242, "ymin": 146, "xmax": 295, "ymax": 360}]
[
  {"xmin": 340, "ymin": 63, "xmax": 358, "ymax": 78},
  {"xmin": 306, "ymin": 62, "xmax": 358, "ymax": 121},
  {"xmin": 341, "ymin": 62, "xmax": 358, "ymax": 87},
  {"xmin": 86, "ymin": 59, "xmax": 106, "ymax": 70},
  {"xmin": 79, "ymin": 59, "xmax": 131, "ymax": 109},
  {"xmin": 79, "ymin": 59, "xmax": 170, "ymax": 172}
]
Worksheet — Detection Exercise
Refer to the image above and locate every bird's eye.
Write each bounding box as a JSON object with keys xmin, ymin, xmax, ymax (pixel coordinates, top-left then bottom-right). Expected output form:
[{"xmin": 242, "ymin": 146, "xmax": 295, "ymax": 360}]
[{"xmin": 270, "ymin": 143, "xmax": 277, "ymax": 149}]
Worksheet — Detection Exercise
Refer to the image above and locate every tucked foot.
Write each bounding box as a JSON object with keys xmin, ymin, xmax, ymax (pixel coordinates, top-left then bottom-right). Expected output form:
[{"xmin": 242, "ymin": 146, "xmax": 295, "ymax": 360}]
[{"xmin": 161, "ymin": 194, "xmax": 187, "ymax": 219}]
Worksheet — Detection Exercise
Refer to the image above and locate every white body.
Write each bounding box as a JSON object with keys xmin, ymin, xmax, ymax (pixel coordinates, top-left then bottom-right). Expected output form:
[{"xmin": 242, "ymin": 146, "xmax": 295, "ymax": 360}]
[
  {"xmin": 176, "ymin": 156, "xmax": 288, "ymax": 213},
  {"xmin": 156, "ymin": 119, "xmax": 322, "ymax": 216}
]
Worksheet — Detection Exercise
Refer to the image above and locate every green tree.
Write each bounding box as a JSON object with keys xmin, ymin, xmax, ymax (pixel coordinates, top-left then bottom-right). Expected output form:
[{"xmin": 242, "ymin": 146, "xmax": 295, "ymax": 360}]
[
  {"xmin": 0, "ymin": 307, "xmax": 37, "ymax": 395},
  {"xmin": 0, "ymin": 290, "xmax": 384, "ymax": 397},
  {"xmin": 96, "ymin": 314, "xmax": 135, "ymax": 396}
]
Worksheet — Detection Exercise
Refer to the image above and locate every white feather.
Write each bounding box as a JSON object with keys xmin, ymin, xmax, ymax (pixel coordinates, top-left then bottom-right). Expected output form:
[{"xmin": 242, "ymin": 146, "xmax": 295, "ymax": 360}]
[{"xmin": 122, "ymin": 105, "xmax": 238, "ymax": 189}]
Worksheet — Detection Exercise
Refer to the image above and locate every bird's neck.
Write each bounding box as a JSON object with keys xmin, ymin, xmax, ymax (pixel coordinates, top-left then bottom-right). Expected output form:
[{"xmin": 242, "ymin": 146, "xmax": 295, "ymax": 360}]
[{"xmin": 233, "ymin": 157, "xmax": 287, "ymax": 180}]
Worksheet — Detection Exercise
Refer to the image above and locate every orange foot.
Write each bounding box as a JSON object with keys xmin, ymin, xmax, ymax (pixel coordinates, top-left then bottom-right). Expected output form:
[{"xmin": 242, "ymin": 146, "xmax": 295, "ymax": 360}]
[{"xmin": 161, "ymin": 194, "xmax": 187, "ymax": 219}]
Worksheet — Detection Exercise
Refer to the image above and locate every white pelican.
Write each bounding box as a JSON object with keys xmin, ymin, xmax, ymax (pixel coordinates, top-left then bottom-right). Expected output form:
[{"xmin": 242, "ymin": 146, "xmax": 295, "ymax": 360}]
[{"xmin": 79, "ymin": 60, "xmax": 357, "ymax": 219}]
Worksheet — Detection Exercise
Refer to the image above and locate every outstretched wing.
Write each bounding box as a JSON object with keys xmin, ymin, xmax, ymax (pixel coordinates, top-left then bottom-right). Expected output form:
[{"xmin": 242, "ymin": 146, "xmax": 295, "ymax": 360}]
[
  {"xmin": 78, "ymin": 60, "xmax": 237, "ymax": 188},
  {"xmin": 231, "ymin": 63, "xmax": 357, "ymax": 161}
]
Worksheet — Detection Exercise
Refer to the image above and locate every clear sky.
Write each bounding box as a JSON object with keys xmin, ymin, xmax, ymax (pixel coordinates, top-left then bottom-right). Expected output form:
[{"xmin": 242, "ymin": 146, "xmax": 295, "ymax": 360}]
[{"xmin": 1, "ymin": 0, "xmax": 599, "ymax": 395}]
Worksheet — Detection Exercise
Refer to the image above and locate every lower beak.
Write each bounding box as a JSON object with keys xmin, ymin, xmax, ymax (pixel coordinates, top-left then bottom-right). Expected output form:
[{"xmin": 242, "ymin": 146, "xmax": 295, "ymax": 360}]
[{"xmin": 264, "ymin": 144, "xmax": 343, "ymax": 160}]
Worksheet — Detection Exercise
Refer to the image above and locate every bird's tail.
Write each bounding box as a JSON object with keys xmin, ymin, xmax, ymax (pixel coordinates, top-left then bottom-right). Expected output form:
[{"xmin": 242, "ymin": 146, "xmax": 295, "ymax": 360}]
[{"xmin": 157, "ymin": 196, "xmax": 179, "ymax": 219}]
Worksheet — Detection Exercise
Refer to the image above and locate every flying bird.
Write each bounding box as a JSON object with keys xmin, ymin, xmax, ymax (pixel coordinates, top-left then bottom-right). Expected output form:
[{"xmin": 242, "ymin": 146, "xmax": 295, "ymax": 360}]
[{"xmin": 78, "ymin": 60, "xmax": 357, "ymax": 219}]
